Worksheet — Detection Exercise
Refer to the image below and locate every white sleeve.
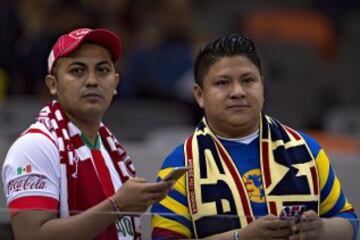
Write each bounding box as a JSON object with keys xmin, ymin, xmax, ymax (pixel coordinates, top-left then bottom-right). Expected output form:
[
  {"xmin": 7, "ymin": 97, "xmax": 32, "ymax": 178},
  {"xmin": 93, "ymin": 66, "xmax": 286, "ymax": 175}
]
[{"xmin": 2, "ymin": 132, "xmax": 60, "ymax": 207}]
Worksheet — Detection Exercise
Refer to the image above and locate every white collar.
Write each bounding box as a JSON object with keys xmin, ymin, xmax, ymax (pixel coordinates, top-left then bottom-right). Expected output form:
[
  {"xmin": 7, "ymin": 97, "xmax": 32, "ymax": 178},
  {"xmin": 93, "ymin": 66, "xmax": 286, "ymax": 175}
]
[{"xmin": 217, "ymin": 129, "xmax": 259, "ymax": 144}]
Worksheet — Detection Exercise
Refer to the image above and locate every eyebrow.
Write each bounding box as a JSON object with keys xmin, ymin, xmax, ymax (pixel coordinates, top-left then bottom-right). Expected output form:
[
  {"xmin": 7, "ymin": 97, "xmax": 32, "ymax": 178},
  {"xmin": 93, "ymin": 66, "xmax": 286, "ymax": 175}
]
[
  {"xmin": 96, "ymin": 61, "xmax": 112, "ymax": 66},
  {"xmin": 68, "ymin": 61, "xmax": 86, "ymax": 67},
  {"xmin": 240, "ymin": 72, "xmax": 254, "ymax": 78},
  {"xmin": 67, "ymin": 60, "xmax": 112, "ymax": 67},
  {"xmin": 215, "ymin": 72, "xmax": 255, "ymax": 79}
]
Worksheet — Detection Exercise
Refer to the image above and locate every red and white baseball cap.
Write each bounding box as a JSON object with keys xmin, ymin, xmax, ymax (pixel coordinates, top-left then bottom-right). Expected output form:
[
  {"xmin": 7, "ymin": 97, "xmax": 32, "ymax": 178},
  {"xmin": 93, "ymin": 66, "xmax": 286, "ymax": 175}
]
[{"xmin": 47, "ymin": 28, "xmax": 122, "ymax": 73}]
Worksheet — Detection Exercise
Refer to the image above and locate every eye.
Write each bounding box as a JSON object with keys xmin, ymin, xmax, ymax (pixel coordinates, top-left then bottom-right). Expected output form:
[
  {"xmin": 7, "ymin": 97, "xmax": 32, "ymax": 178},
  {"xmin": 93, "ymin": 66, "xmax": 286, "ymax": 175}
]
[
  {"xmin": 98, "ymin": 66, "xmax": 110, "ymax": 73},
  {"xmin": 215, "ymin": 79, "xmax": 229, "ymax": 86},
  {"xmin": 242, "ymin": 77, "xmax": 254, "ymax": 84},
  {"xmin": 97, "ymin": 65, "xmax": 111, "ymax": 76},
  {"xmin": 69, "ymin": 67, "xmax": 84, "ymax": 76}
]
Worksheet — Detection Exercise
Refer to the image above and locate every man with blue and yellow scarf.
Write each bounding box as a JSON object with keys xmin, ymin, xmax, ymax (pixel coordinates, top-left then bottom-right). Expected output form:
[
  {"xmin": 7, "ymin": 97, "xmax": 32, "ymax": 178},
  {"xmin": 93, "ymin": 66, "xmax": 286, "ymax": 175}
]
[{"xmin": 151, "ymin": 34, "xmax": 358, "ymax": 239}]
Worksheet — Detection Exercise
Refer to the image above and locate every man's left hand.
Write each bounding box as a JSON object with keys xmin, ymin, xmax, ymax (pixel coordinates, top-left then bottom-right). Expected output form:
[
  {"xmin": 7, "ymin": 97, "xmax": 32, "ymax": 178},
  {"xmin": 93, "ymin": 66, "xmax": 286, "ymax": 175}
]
[{"xmin": 289, "ymin": 210, "xmax": 324, "ymax": 240}]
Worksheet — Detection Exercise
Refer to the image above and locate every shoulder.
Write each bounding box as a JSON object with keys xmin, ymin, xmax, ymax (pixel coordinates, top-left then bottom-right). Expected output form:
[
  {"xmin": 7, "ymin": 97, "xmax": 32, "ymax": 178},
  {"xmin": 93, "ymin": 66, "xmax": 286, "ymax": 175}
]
[
  {"xmin": 4, "ymin": 126, "xmax": 59, "ymax": 168},
  {"xmin": 22, "ymin": 121, "xmax": 57, "ymax": 146},
  {"xmin": 298, "ymin": 131, "xmax": 322, "ymax": 157},
  {"xmin": 13, "ymin": 124, "xmax": 57, "ymax": 150},
  {"xmin": 272, "ymin": 117, "xmax": 323, "ymax": 156}
]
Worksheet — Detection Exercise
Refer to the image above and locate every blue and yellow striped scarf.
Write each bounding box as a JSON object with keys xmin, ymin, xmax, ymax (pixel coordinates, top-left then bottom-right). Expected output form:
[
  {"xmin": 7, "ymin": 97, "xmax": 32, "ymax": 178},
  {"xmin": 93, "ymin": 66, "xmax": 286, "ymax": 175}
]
[{"xmin": 184, "ymin": 114, "xmax": 320, "ymax": 238}]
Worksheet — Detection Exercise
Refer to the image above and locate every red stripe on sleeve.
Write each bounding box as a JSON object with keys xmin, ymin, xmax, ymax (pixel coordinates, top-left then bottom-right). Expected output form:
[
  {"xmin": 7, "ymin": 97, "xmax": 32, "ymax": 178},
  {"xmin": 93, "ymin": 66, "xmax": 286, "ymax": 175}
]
[{"xmin": 9, "ymin": 196, "xmax": 59, "ymax": 216}]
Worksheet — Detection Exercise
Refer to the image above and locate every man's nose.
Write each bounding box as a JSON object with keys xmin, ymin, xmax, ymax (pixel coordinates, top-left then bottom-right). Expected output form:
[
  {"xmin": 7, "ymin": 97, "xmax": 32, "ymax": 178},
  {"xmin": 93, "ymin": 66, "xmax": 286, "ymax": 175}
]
[
  {"xmin": 229, "ymin": 83, "xmax": 245, "ymax": 98},
  {"xmin": 85, "ymin": 71, "xmax": 98, "ymax": 86}
]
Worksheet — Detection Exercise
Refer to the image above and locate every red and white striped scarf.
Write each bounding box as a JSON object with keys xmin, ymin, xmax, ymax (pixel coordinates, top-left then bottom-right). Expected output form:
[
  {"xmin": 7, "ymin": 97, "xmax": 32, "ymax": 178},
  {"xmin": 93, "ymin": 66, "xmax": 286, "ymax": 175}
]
[
  {"xmin": 37, "ymin": 100, "xmax": 140, "ymax": 239},
  {"xmin": 37, "ymin": 100, "xmax": 136, "ymax": 181}
]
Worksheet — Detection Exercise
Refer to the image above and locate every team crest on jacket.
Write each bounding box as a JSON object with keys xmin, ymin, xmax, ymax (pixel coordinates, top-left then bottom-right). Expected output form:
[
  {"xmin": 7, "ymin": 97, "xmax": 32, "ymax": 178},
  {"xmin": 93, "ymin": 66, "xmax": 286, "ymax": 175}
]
[{"xmin": 243, "ymin": 169, "xmax": 265, "ymax": 203}]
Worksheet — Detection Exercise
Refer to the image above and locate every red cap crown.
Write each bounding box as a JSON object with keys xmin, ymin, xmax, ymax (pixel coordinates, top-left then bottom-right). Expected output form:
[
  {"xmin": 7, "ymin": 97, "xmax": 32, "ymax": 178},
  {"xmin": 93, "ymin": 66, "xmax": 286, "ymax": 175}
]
[{"xmin": 47, "ymin": 28, "xmax": 122, "ymax": 73}]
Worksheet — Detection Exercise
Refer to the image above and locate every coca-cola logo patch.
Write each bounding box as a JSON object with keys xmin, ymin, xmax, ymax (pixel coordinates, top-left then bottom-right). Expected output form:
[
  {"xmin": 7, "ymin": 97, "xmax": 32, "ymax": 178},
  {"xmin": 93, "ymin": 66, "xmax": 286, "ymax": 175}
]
[{"xmin": 7, "ymin": 174, "xmax": 49, "ymax": 195}]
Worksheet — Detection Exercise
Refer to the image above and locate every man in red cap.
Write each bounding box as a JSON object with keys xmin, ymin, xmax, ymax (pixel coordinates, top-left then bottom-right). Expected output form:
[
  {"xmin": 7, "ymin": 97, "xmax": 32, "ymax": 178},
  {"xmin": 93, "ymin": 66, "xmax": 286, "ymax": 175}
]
[{"xmin": 2, "ymin": 28, "xmax": 173, "ymax": 240}]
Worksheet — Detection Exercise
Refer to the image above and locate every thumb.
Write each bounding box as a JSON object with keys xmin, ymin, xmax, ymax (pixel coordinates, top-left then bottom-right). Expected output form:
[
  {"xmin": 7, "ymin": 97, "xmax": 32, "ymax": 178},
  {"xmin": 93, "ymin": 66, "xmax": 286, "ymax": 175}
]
[{"xmin": 132, "ymin": 177, "xmax": 147, "ymax": 183}]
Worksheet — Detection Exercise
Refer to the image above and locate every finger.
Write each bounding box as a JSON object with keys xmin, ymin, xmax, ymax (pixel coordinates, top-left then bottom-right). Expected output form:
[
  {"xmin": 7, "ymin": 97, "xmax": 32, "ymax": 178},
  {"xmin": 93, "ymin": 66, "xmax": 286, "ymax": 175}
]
[
  {"xmin": 292, "ymin": 221, "xmax": 308, "ymax": 234},
  {"xmin": 145, "ymin": 192, "xmax": 167, "ymax": 202},
  {"xmin": 291, "ymin": 223, "xmax": 320, "ymax": 240},
  {"xmin": 161, "ymin": 180, "xmax": 175, "ymax": 189},
  {"xmin": 302, "ymin": 210, "xmax": 318, "ymax": 220},
  {"xmin": 289, "ymin": 234, "xmax": 299, "ymax": 240},
  {"xmin": 259, "ymin": 228, "xmax": 292, "ymax": 239},
  {"xmin": 132, "ymin": 177, "xmax": 147, "ymax": 183},
  {"xmin": 289, "ymin": 229, "xmax": 307, "ymax": 240},
  {"xmin": 267, "ymin": 219, "xmax": 292, "ymax": 230},
  {"xmin": 302, "ymin": 220, "xmax": 321, "ymax": 233},
  {"xmin": 263, "ymin": 214, "xmax": 278, "ymax": 220},
  {"xmin": 290, "ymin": 228, "xmax": 319, "ymax": 240},
  {"xmin": 145, "ymin": 181, "xmax": 172, "ymax": 192},
  {"xmin": 164, "ymin": 180, "xmax": 176, "ymax": 187},
  {"xmin": 292, "ymin": 216, "xmax": 321, "ymax": 233},
  {"xmin": 271, "ymin": 227, "xmax": 293, "ymax": 238},
  {"xmin": 258, "ymin": 214, "xmax": 279, "ymax": 223}
]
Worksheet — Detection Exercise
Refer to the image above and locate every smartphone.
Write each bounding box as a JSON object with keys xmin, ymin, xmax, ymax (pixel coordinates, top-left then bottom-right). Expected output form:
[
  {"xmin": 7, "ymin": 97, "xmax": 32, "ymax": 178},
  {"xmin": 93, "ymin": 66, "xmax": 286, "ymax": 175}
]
[
  {"xmin": 162, "ymin": 167, "xmax": 190, "ymax": 182},
  {"xmin": 279, "ymin": 205, "xmax": 306, "ymax": 222}
]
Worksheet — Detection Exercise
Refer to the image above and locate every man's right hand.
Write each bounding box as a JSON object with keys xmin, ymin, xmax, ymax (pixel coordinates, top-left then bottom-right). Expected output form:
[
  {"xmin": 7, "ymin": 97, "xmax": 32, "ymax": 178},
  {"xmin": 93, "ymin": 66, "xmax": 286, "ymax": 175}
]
[
  {"xmin": 113, "ymin": 178, "xmax": 173, "ymax": 214},
  {"xmin": 240, "ymin": 215, "xmax": 293, "ymax": 240}
]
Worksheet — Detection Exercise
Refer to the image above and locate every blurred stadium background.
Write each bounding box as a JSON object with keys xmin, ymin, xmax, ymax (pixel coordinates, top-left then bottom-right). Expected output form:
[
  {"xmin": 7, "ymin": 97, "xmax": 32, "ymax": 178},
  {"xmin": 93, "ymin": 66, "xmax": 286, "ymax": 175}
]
[{"xmin": 1, "ymin": 0, "xmax": 359, "ymax": 239}]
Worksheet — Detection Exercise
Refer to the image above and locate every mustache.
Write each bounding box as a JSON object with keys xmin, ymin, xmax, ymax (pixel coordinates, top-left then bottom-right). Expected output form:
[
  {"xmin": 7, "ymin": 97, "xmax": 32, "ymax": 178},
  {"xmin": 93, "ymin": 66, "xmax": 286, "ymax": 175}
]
[{"xmin": 81, "ymin": 89, "xmax": 103, "ymax": 97}]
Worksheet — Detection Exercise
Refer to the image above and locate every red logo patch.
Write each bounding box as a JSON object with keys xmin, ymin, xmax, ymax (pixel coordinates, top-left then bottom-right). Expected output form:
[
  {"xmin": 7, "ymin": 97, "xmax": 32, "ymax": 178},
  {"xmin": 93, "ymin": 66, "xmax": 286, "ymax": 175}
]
[{"xmin": 69, "ymin": 28, "xmax": 91, "ymax": 39}]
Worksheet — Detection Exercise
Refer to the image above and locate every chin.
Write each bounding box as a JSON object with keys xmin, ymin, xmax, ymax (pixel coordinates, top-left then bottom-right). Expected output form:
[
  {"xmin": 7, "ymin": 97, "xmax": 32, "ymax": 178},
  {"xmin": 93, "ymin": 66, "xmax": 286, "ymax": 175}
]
[
  {"xmin": 227, "ymin": 117, "xmax": 259, "ymax": 130},
  {"xmin": 81, "ymin": 105, "xmax": 105, "ymax": 116},
  {"xmin": 226, "ymin": 115, "xmax": 250, "ymax": 125}
]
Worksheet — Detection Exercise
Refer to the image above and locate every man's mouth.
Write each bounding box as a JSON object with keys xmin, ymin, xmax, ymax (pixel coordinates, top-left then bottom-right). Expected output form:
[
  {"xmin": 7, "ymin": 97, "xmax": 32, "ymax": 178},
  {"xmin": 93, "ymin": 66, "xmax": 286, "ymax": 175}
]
[
  {"xmin": 82, "ymin": 92, "xmax": 102, "ymax": 99},
  {"xmin": 226, "ymin": 104, "xmax": 250, "ymax": 109}
]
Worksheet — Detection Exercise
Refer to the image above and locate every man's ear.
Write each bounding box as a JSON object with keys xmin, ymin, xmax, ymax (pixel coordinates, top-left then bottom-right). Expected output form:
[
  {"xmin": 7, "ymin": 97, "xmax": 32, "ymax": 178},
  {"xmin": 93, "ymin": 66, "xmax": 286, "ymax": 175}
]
[
  {"xmin": 193, "ymin": 83, "xmax": 204, "ymax": 108},
  {"xmin": 115, "ymin": 73, "xmax": 120, "ymax": 88},
  {"xmin": 45, "ymin": 75, "xmax": 58, "ymax": 96}
]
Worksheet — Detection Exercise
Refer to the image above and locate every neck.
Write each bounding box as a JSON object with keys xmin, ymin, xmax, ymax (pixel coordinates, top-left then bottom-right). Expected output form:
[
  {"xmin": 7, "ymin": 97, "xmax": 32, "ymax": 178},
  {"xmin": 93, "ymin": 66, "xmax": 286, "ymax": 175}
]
[
  {"xmin": 206, "ymin": 119, "xmax": 260, "ymax": 139},
  {"xmin": 217, "ymin": 129, "xmax": 259, "ymax": 142},
  {"xmin": 66, "ymin": 113, "xmax": 100, "ymax": 145},
  {"xmin": 217, "ymin": 126, "xmax": 259, "ymax": 139}
]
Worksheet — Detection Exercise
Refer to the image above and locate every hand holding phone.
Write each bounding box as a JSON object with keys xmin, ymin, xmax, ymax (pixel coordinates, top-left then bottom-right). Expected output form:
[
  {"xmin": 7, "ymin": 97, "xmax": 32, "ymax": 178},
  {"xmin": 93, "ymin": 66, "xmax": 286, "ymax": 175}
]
[
  {"xmin": 162, "ymin": 167, "xmax": 190, "ymax": 182},
  {"xmin": 279, "ymin": 205, "xmax": 306, "ymax": 222}
]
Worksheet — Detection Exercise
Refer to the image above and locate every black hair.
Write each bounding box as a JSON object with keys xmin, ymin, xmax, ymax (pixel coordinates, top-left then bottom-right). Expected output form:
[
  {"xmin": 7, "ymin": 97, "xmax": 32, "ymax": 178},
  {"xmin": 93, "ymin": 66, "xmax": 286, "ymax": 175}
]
[{"xmin": 194, "ymin": 33, "xmax": 262, "ymax": 87}]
